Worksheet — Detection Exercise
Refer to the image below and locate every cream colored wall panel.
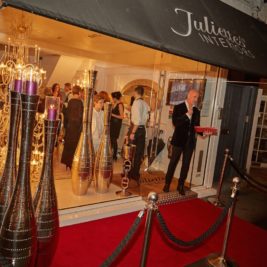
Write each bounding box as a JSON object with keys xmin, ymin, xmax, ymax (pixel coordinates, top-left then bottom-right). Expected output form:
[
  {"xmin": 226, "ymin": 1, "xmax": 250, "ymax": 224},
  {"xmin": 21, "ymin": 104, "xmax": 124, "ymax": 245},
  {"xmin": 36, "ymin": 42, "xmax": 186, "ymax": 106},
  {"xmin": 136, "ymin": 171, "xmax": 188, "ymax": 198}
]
[{"xmin": 47, "ymin": 55, "xmax": 84, "ymax": 87}]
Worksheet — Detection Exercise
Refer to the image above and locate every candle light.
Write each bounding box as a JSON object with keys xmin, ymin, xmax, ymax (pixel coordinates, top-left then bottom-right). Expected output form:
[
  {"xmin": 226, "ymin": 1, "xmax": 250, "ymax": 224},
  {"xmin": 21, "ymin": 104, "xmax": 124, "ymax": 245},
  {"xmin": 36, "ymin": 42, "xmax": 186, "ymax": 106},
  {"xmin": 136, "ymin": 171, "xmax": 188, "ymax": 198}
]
[
  {"xmin": 47, "ymin": 104, "xmax": 57, "ymax": 121},
  {"xmin": 25, "ymin": 80, "xmax": 37, "ymax": 95},
  {"xmin": 25, "ymin": 68, "xmax": 37, "ymax": 95},
  {"xmin": 14, "ymin": 79, "xmax": 22, "ymax": 93}
]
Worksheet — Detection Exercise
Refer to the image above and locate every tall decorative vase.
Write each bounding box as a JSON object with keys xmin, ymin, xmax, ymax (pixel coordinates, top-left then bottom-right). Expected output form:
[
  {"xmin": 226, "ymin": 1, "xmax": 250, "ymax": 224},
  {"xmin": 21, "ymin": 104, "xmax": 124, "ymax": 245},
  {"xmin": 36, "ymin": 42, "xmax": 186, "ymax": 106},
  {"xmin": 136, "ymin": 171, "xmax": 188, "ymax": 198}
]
[
  {"xmin": 0, "ymin": 93, "xmax": 39, "ymax": 267},
  {"xmin": 94, "ymin": 102, "xmax": 113, "ymax": 193},
  {"xmin": 33, "ymin": 118, "xmax": 60, "ymax": 267},
  {"xmin": 71, "ymin": 70, "xmax": 97, "ymax": 195},
  {"xmin": 0, "ymin": 90, "xmax": 21, "ymax": 224}
]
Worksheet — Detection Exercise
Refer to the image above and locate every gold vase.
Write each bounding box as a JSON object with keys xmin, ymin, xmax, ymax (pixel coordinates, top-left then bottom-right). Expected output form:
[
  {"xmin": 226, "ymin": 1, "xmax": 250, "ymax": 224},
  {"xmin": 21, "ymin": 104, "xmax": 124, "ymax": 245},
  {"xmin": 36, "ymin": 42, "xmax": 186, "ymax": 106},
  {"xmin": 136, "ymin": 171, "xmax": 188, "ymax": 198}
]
[
  {"xmin": 71, "ymin": 70, "xmax": 97, "ymax": 195},
  {"xmin": 94, "ymin": 102, "xmax": 113, "ymax": 193}
]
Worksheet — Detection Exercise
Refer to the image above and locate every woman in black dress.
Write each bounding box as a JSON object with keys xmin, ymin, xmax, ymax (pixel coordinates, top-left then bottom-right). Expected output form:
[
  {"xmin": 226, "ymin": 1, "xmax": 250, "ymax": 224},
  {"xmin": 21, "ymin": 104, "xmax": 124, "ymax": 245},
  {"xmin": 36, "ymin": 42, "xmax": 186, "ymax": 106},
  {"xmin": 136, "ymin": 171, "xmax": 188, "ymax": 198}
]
[
  {"xmin": 61, "ymin": 85, "xmax": 83, "ymax": 169},
  {"xmin": 110, "ymin": 91, "xmax": 124, "ymax": 160}
]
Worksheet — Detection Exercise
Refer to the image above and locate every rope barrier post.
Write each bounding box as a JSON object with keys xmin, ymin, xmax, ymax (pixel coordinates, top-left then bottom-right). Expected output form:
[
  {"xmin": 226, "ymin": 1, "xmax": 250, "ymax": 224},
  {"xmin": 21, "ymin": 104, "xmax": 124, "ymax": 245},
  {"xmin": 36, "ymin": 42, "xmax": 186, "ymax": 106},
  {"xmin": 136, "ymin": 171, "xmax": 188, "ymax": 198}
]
[
  {"xmin": 186, "ymin": 177, "xmax": 240, "ymax": 267},
  {"xmin": 228, "ymin": 155, "xmax": 267, "ymax": 194},
  {"xmin": 208, "ymin": 148, "xmax": 230, "ymax": 207},
  {"xmin": 100, "ymin": 209, "xmax": 145, "ymax": 267},
  {"xmin": 207, "ymin": 177, "xmax": 240, "ymax": 267},
  {"xmin": 140, "ymin": 192, "xmax": 158, "ymax": 267}
]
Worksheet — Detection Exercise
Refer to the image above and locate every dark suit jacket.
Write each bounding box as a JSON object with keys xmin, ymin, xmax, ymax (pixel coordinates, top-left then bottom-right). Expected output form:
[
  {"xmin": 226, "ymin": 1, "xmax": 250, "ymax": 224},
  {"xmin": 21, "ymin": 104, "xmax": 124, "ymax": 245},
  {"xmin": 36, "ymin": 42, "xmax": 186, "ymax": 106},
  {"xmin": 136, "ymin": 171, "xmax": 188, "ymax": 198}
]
[{"xmin": 171, "ymin": 102, "xmax": 200, "ymax": 148}]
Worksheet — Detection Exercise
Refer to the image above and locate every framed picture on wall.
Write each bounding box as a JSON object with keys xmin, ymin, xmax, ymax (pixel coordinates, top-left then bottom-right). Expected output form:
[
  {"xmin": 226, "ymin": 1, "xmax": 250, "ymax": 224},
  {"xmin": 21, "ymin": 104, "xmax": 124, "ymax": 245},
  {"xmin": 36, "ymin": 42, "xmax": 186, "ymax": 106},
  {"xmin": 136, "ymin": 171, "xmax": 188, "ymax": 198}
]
[{"xmin": 166, "ymin": 78, "xmax": 206, "ymax": 109}]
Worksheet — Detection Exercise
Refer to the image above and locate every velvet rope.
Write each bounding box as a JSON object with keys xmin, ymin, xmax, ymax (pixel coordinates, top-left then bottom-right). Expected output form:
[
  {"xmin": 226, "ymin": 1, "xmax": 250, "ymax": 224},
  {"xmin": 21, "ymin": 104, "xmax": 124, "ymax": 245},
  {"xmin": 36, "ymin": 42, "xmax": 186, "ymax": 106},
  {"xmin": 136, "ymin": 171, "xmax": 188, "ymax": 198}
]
[
  {"xmin": 228, "ymin": 156, "xmax": 267, "ymax": 193},
  {"xmin": 101, "ymin": 209, "xmax": 145, "ymax": 267},
  {"xmin": 156, "ymin": 198, "xmax": 233, "ymax": 248}
]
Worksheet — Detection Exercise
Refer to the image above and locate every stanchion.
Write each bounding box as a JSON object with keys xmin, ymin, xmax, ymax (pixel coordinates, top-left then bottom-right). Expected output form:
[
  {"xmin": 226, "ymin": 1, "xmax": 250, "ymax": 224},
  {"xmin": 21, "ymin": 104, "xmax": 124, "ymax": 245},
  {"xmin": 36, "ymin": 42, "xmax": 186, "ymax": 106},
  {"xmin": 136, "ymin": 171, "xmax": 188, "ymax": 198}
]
[
  {"xmin": 140, "ymin": 192, "xmax": 158, "ymax": 267},
  {"xmin": 186, "ymin": 177, "xmax": 240, "ymax": 267},
  {"xmin": 116, "ymin": 144, "xmax": 136, "ymax": 196},
  {"xmin": 208, "ymin": 149, "xmax": 230, "ymax": 207}
]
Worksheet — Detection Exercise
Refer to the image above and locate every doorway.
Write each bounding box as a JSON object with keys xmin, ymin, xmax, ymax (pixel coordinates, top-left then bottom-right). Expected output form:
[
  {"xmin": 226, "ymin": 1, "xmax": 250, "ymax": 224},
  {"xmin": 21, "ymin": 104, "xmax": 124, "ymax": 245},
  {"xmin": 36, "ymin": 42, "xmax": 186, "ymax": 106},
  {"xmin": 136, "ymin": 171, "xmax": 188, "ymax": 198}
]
[{"xmin": 214, "ymin": 84, "xmax": 258, "ymax": 183}]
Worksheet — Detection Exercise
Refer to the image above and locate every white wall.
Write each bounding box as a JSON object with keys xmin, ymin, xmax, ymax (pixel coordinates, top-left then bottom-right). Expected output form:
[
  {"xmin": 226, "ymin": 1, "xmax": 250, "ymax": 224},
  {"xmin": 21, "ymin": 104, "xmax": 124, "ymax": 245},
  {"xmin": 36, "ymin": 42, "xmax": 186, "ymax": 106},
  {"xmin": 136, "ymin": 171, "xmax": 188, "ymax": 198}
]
[
  {"xmin": 104, "ymin": 67, "xmax": 158, "ymax": 93},
  {"xmin": 203, "ymin": 69, "xmax": 228, "ymax": 187},
  {"xmin": 258, "ymin": 4, "xmax": 267, "ymax": 23},
  {"xmin": 40, "ymin": 54, "xmax": 60, "ymax": 87},
  {"xmin": 47, "ymin": 55, "xmax": 84, "ymax": 87},
  {"xmin": 94, "ymin": 66, "xmax": 108, "ymax": 92},
  {"xmin": 220, "ymin": 0, "xmax": 253, "ymax": 15},
  {"xmin": 220, "ymin": 0, "xmax": 267, "ymax": 22}
]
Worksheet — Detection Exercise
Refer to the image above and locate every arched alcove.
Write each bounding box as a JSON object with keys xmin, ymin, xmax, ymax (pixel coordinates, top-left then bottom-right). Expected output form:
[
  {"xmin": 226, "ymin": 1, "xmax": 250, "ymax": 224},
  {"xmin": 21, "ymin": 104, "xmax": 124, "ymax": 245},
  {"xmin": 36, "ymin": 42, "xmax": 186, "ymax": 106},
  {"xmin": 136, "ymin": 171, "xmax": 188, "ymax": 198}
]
[{"xmin": 121, "ymin": 79, "xmax": 162, "ymax": 111}]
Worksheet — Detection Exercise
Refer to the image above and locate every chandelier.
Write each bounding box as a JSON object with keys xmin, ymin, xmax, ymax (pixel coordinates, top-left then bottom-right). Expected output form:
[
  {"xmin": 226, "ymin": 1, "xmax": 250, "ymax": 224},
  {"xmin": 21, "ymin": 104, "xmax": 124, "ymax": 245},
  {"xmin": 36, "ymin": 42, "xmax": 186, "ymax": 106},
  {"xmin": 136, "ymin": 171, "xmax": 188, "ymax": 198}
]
[
  {"xmin": 0, "ymin": 13, "xmax": 46, "ymax": 88},
  {"xmin": 0, "ymin": 13, "xmax": 47, "ymax": 178},
  {"xmin": 75, "ymin": 69, "xmax": 90, "ymax": 89}
]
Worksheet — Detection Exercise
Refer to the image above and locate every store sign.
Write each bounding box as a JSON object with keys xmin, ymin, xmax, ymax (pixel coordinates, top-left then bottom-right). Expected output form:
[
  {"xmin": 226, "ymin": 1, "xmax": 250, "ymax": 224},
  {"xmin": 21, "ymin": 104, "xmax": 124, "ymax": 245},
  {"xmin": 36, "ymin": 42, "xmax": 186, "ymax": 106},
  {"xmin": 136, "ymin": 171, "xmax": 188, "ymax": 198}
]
[
  {"xmin": 3, "ymin": 0, "xmax": 267, "ymax": 77},
  {"xmin": 171, "ymin": 8, "xmax": 255, "ymax": 59}
]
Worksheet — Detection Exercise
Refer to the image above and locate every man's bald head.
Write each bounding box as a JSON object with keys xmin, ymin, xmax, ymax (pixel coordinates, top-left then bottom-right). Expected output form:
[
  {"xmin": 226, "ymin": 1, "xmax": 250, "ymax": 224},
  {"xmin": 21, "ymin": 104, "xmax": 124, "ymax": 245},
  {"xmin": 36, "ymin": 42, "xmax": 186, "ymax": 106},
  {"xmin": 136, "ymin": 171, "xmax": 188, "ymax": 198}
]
[{"xmin": 186, "ymin": 89, "xmax": 199, "ymax": 107}]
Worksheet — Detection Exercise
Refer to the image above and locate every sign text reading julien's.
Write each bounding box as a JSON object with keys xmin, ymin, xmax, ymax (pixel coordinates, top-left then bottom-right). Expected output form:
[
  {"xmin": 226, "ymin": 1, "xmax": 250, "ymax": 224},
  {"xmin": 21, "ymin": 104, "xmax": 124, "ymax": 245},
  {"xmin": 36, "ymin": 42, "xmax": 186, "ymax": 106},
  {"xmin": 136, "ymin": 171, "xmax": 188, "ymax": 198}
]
[{"xmin": 171, "ymin": 8, "xmax": 255, "ymax": 59}]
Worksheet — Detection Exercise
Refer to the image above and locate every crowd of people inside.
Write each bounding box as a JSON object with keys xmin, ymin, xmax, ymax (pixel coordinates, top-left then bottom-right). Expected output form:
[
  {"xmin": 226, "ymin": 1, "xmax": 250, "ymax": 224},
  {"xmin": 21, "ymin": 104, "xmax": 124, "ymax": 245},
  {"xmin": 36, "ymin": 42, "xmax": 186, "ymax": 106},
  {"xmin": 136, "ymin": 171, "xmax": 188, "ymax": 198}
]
[
  {"xmin": 38, "ymin": 82, "xmax": 202, "ymax": 194},
  {"xmin": 38, "ymin": 83, "xmax": 144, "ymax": 175}
]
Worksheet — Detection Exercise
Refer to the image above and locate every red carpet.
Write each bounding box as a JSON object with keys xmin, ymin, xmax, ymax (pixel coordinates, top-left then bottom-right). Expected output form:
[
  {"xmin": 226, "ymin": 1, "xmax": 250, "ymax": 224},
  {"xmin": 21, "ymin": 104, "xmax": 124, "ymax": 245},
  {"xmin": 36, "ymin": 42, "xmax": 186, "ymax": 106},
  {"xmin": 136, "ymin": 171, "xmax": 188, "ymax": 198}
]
[{"xmin": 51, "ymin": 199, "xmax": 267, "ymax": 267}]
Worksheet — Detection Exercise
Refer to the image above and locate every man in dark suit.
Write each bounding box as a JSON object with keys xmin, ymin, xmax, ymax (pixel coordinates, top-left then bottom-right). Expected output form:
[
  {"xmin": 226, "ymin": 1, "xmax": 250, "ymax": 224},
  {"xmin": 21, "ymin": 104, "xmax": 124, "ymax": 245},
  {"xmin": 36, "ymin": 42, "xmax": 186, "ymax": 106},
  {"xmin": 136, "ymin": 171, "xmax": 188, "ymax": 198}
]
[{"xmin": 163, "ymin": 89, "xmax": 201, "ymax": 195}]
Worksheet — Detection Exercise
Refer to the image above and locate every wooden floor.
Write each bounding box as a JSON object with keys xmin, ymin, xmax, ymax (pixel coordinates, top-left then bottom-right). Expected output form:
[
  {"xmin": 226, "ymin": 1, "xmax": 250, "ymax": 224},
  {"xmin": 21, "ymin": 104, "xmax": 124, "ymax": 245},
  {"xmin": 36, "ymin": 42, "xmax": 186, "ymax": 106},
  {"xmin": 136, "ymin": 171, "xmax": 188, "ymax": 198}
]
[
  {"xmin": 34, "ymin": 148, "xmax": 196, "ymax": 207},
  {"xmin": 112, "ymin": 170, "xmax": 186, "ymax": 198},
  {"xmin": 50, "ymin": 156, "xmax": 173, "ymax": 199},
  {"xmin": 50, "ymin": 146, "xmax": 171, "ymax": 198}
]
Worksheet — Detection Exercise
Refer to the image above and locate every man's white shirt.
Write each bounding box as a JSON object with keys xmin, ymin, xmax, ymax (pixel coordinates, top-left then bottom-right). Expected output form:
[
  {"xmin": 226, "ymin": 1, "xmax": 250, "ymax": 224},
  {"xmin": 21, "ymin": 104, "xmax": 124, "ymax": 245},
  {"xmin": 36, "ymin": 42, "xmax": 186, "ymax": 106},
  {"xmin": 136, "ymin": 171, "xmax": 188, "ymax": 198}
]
[{"xmin": 131, "ymin": 98, "xmax": 149, "ymax": 126}]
